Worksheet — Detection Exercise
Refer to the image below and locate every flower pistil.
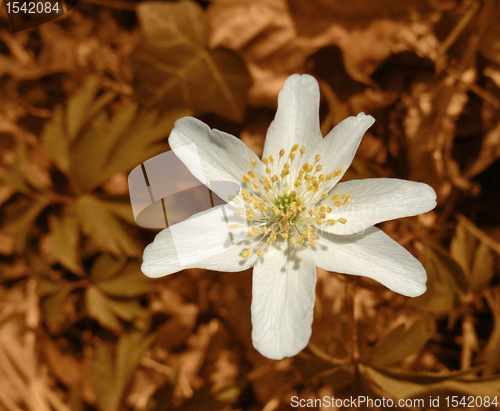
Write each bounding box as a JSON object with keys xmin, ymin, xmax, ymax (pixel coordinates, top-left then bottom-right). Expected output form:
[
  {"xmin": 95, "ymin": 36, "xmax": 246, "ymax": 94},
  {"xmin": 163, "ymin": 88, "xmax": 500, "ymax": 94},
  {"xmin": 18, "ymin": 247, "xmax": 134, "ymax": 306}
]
[{"xmin": 230, "ymin": 145, "xmax": 351, "ymax": 259}]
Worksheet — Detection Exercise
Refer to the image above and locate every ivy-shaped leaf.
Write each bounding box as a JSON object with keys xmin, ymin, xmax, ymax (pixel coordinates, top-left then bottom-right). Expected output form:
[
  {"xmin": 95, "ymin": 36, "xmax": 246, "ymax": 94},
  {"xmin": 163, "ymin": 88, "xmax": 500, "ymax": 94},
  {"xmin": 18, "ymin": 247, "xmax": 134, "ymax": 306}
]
[{"xmin": 132, "ymin": 1, "xmax": 251, "ymax": 122}]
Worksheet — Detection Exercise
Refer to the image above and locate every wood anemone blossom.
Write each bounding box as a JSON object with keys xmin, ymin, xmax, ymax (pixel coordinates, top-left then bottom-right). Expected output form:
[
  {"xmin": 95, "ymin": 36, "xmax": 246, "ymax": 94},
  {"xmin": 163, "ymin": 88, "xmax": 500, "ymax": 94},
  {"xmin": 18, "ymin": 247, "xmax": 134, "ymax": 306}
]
[{"xmin": 141, "ymin": 74, "xmax": 437, "ymax": 360}]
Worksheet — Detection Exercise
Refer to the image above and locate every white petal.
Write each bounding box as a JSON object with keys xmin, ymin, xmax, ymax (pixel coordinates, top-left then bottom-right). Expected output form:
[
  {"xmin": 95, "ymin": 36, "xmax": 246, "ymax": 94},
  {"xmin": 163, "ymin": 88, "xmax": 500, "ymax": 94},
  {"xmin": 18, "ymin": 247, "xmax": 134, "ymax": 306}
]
[
  {"xmin": 262, "ymin": 74, "xmax": 323, "ymax": 161},
  {"xmin": 321, "ymin": 178, "xmax": 437, "ymax": 235},
  {"xmin": 251, "ymin": 244, "xmax": 316, "ymax": 359},
  {"xmin": 307, "ymin": 113, "xmax": 375, "ymax": 191},
  {"xmin": 142, "ymin": 206, "xmax": 257, "ymax": 278},
  {"xmin": 169, "ymin": 117, "xmax": 263, "ymax": 201},
  {"xmin": 313, "ymin": 227, "xmax": 426, "ymax": 297}
]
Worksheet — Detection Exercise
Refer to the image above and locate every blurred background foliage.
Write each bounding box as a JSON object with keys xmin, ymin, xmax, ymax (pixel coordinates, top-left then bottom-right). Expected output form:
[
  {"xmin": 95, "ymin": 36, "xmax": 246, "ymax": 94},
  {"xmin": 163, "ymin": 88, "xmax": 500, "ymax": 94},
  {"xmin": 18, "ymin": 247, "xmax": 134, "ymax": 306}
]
[{"xmin": 0, "ymin": 0, "xmax": 500, "ymax": 410}]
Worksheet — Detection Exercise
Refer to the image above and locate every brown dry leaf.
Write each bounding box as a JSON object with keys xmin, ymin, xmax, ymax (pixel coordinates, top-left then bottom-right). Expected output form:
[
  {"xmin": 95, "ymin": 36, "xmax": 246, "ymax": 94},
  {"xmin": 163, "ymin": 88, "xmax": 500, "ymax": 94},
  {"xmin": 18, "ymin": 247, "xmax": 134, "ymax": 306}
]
[
  {"xmin": 0, "ymin": 29, "xmax": 38, "ymax": 80},
  {"xmin": 0, "ymin": 24, "xmax": 77, "ymax": 81},
  {"xmin": 208, "ymin": 0, "xmax": 356, "ymax": 106},
  {"xmin": 0, "ymin": 282, "xmax": 67, "ymax": 411},
  {"xmin": 336, "ymin": 19, "xmax": 419, "ymax": 83},
  {"xmin": 240, "ymin": 128, "xmax": 267, "ymax": 157},
  {"xmin": 174, "ymin": 319, "xmax": 220, "ymax": 400},
  {"xmin": 208, "ymin": 0, "xmax": 440, "ymax": 108},
  {"xmin": 0, "ymin": 231, "xmax": 14, "ymax": 255},
  {"xmin": 288, "ymin": 0, "xmax": 439, "ymax": 80},
  {"xmin": 479, "ymin": 4, "xmax": 500, "ymax": 65},
  {"xmin": 0, "ymin": 10, "xmax": 135, "ymax": 96},
  {"xmin": 287, "ymin": 0, "xmax": 434, "ymax": 31},
  {"xmin": 209, "ymin": 350, "xmax": 239, "ymax": 391},
  {"xmin": 399, "ymin": 76, "xmax": 474, "ymax": 192},
  {"xmin": 207, "ymin": 0, "xmax": 305, "ymax": 106},
  {"xmin": 155, "ymin": 287, "xmax": 199, "ymax": 350},
  {"xmin": 41, "ymin": 332, "xmax": 83, "ymax": 387}
]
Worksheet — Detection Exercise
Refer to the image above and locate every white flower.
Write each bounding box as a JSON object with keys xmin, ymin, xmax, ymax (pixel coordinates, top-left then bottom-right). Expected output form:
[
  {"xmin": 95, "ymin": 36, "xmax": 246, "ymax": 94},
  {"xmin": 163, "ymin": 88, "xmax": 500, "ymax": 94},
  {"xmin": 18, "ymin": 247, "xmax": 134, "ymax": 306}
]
[{"xmin": 141, "ymin": 74, "xmax": 437, "ymax": 360}]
